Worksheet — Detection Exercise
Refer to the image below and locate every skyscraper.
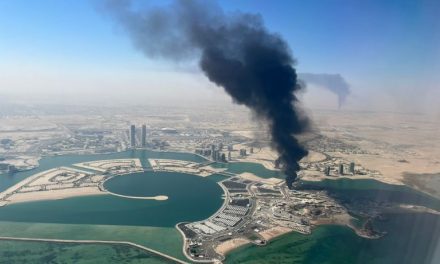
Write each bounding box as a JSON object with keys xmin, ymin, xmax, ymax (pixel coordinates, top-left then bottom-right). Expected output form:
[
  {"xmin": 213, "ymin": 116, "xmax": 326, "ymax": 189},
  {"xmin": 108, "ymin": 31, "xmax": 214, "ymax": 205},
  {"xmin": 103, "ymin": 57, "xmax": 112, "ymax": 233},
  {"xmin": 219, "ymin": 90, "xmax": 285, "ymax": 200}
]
[
  {"xmin": 338, "ymin": 163, "xmax": 344, "ymax": 175},
  {"xmin": 221, "ymin": 153, "xmax": 226, "ymax": 162},
  {"xmin": 130, "ymin": 125, "xmax": 136, "ymax": 148},
  {"xmin": 349, "ymin": 162, "xmax": 355, "ymax": 175},
  {"xmin": 240, "ymin": 149, "xmax": 247, "ymax": 157},
  {"xmin": 324, "ymin": 166, "xmax": 331, "ymax": 176},
  {"xmin": 141, "ymin": 124, "xmax": 147, "ymax": 147}
]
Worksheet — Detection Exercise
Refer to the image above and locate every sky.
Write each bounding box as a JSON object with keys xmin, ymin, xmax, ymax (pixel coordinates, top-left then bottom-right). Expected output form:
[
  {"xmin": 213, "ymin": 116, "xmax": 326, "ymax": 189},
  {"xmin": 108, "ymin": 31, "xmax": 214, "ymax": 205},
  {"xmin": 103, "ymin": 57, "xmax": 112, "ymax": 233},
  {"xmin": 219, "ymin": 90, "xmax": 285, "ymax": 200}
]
[{"xmin": 0, "ymin": 0, "xmax": 439, "ymax": 113}]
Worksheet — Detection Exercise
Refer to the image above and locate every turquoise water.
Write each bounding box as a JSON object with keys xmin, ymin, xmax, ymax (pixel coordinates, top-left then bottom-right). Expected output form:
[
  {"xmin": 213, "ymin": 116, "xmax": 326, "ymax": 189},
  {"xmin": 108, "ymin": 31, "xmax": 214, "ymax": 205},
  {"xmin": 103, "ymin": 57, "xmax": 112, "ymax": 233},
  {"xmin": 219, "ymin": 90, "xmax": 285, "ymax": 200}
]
[
  {"xmin": 299, "ymin": 178, "xmax": 440, "ymax": 211},
  {"xmin": 206, "ymin": 173, "xmax": 230, "ymax": 182},
  {"xmin": 2, "ymin": 151, "xmax": 440, "ymax": 263},
  {"xmin": 0, "ymin": 240, "xmax": 174, "ymax": 264},
  {"xmin": 0, "ymin": 151, "xmax": 215, "ymax": 261},
  {"xmin": 226, "ymin": 213, "xmax": 440, "ymax": 264},
  {"xmin": 227, "ymin": 178, "xmax": 440, "ymax": 264},
  {"xmin": 212, "ymin": 161, "xmax": 283, "ymax": 178},
  {"xmin": 0, "ymin": 171, "xmax": 223, "ymax": 227},
  {"xmin": 227, "ymin": 212, "xmax": 440, "ymax": 264},
  {"xmin": 0, "ymin": 150, "xmax": 207, "ymax": 192}
]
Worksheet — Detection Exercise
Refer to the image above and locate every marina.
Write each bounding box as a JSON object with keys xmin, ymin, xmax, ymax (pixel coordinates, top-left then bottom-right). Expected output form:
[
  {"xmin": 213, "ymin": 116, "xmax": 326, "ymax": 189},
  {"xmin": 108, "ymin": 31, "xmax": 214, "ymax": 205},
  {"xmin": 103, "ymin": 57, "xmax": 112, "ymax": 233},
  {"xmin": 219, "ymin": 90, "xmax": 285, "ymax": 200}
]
[{"xmin": 0, "ymin": 150, "xmax": 439, "ymax": 263}]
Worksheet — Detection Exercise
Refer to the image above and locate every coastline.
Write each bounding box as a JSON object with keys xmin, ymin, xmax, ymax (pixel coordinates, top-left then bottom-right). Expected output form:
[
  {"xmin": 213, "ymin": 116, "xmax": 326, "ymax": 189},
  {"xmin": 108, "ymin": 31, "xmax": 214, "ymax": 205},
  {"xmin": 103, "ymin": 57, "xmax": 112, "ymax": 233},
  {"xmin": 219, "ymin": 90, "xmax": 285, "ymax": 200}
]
[
  {"xmin": 0, "ymin": 236, "xmax": 189, "ymax": 264},
  {"xmin": 175, "ymin": 176, "xmax": 230, "ymax": 263},
  {"xmin": 5, "ymin": 187, "xmax": 106, "ymax": 205},
  {"xmin": 2, "ymin": 149, "xmax": 438, "ymax": 263}
]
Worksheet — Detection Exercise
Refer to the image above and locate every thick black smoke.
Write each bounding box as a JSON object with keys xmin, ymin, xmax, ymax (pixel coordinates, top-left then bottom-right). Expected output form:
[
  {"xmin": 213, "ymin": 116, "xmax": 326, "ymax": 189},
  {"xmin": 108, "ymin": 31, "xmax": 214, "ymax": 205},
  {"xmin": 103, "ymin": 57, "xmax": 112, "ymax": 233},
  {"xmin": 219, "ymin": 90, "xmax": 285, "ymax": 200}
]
[
  {"xmin": 101, "ymin": 0, "xmax": 309, "ymax": 187},
  {"xmin": 299, "ymin": 73, "xmax": 350, "ymax": 108}
]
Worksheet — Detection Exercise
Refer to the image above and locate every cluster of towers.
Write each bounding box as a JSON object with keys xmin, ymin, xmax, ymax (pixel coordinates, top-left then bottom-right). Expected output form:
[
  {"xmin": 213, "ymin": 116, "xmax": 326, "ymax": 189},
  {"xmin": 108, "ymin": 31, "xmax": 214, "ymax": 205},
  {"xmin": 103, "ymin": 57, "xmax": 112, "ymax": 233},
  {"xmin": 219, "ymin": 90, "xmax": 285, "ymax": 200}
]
[
  {"xmin": 195, "ymin": 143, "xmax": 231, "ymax": 162},
  {"xmin": 239, "ymin": 147, "xmax": 253, "ymax": 156},
  {"xmin": 325, "ymin": 162, "xmax": 355, "ymax": 176},
  {"xmin": 239, "ymin": 149, "xmax": 247, "ymax": 156},
  {"xmin": 129, "ymin": 124, "xmax": 147, "ymax": 148},
  {"xmin": 195, "ymin": 144, "xmax": 255, "ymax": 163}
]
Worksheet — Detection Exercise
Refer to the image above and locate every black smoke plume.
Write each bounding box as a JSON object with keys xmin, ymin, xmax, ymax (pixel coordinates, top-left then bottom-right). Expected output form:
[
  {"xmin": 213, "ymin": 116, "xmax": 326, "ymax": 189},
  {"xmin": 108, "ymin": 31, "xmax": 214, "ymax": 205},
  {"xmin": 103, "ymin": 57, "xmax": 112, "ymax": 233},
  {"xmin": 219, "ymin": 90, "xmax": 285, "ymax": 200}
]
[
  {"xmin": 101, "ymin": 0, "xmax": 309, "ymax": 188},
  {"xmin": 299, "ymin": 73, "xmax": 350, "ymax": 108}
]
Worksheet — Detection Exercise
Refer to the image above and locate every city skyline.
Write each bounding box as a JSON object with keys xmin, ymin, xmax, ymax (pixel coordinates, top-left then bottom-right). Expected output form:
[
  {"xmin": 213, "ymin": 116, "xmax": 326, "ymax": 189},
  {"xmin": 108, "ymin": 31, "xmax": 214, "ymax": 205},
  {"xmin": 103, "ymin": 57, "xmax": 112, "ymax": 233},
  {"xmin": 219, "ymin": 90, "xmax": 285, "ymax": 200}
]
[{"xmin": 0, "ymin": 1, "xmax": 438, "ymax": 263}]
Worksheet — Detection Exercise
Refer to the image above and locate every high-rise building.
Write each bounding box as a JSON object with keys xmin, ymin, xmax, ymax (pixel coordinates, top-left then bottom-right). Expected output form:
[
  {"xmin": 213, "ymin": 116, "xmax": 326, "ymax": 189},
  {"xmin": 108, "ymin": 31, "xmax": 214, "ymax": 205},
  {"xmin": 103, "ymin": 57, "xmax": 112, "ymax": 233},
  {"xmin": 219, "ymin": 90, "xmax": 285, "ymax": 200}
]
[
  {"xmin": 324, "ymin": 166, "xmax": 331, "ymax": 176},
  {"xmin": 228, "ymin": 151, "xmax": 232, "ymax": 161},
  {"xmin": 250, "ymin": 147, "xmax": 254, "ymax": 154},
  {"xmin": 349, "ymin": 162, "xmax": 355, "ymax": 175},
  {"xmin": 141, "ymin": 124, "xmax": 147, "ymax": 147},
  {"xmin": 240, "ymin": 149, "xmax": 247, "ymax": 157},
  {"xmin": 130, "ymin": 125, "xmax": 136, "ymax": 148},
  {"xmin": 338, "ymin": 163, "xmax": 344, "ymax": 175},
  {"xmin": 8, "ymin": 164, "xmax": 17, "ymax": 174}
]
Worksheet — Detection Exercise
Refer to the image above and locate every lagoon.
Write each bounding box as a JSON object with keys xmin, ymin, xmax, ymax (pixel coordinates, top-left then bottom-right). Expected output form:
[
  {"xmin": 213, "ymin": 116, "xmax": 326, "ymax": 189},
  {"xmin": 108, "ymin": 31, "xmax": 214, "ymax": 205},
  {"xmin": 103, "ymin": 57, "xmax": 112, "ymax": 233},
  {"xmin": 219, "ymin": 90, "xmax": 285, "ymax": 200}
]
[{"xmin": 1, "ymin": 150, "xmax": 439, "ymax": 263}]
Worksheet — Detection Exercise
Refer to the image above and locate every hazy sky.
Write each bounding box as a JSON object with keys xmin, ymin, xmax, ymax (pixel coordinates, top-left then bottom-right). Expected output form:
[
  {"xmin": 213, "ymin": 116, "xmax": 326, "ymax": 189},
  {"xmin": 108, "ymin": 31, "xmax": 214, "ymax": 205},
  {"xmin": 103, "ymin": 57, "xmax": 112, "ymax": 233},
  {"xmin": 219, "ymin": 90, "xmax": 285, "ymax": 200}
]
[{"xmin": 0, "ymin": 0, "xmax": 439, "ymax": 113}]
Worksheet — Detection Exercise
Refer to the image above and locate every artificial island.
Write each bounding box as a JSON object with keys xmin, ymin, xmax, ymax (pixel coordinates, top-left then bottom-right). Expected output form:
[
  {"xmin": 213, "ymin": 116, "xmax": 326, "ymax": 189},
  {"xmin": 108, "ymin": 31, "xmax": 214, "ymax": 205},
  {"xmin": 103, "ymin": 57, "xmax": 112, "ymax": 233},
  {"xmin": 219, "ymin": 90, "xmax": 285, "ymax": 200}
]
[
  {"xmin": 1, "ymin": 108, "xmax": 439, "ymax": 263},
  {"xmin": 0, "ymin": 148, "xmax": 425, "ymax": 263}
]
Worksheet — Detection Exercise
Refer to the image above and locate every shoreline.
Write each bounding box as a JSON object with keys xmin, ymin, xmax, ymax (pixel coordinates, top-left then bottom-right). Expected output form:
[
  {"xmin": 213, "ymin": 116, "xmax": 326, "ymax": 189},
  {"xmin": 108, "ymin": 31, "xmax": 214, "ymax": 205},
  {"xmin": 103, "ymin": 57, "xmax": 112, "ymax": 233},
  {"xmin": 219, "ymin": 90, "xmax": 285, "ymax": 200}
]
[
  {"xmin": 0, "ymin": 236, "xmax": 188, "ymax": 264},
  {"xmin": 6, "ymin": 149, "xmax": 437, "ymax": 200},
  {"xmin": 301, "ymin": 174, "xmax": 440, "ymax": 200},
  {"xmin": 301, "ymin": 174, "xmax": 405, "ymax": 186},
  {"xmin": 175, "ymin": 176, "xmax": 231, "ymax": 263},
  {"xmin": 2, "ymin": 150, "xmax": 439, "ymax": 263},
  {"xmin": 223, "ymin": 219, "xmax": 385, "ymax": 261},
  {"xmin": 4, "ymin": 187, "xmax": 107, "ymax": 206}
]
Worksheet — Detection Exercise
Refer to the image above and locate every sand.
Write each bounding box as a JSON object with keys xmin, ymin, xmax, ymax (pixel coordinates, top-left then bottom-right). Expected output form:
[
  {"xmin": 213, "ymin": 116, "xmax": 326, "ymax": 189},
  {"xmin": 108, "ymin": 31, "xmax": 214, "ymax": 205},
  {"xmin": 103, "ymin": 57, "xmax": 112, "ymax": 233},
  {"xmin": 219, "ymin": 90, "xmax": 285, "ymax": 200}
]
[
  {"xmin": 149, "ymin": 158, "xmax": 226, "ymax": 177},
  {"xmin": 315, "ymin": 111, "xmax": 440, "ymax": 193},
  {"xmin": 215, "ymin": 238, "xmax": 250, "ymax": 256},
  {"xmin": 105, "ymin": 192, "xmax": 169, "ymax": 201},
  {"xmin": 310, "ymin": 213, "xmax": 353, "ymax": 226},
  {"xmin": 0, "ymin": 162, "xmax": 171, "ymax": 206},
  {"xmin": 300, "ymin": 173, "xmax": 404, "ymax": 185},
  {"xmin": 29, "ymin": 167, "xmax": 91, "ymax": 186},
  {"xmin": 232, "ymin": 145, "xmax": 279, "ymax": 171},
  {"xmin": 301, "ymin": 150, "xmax": 327, "ymax": 163},
  {"xmin": 74, "ymin": 159, "xmax": 142, "ymax": 172},
  {"xmin": 0, "ymin": 169, "xmax": 58, "ymax": 200},
  {"xmin": 259, "ymin": 226, "xmax": 293, "ymax": 241},
  {"xmin": 239, "ymin": 172, "xmax": 284, "ymax": 185},
  {"xmin": 6, "ymin": 187, "xmax": 105, "ymax": 205}
]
